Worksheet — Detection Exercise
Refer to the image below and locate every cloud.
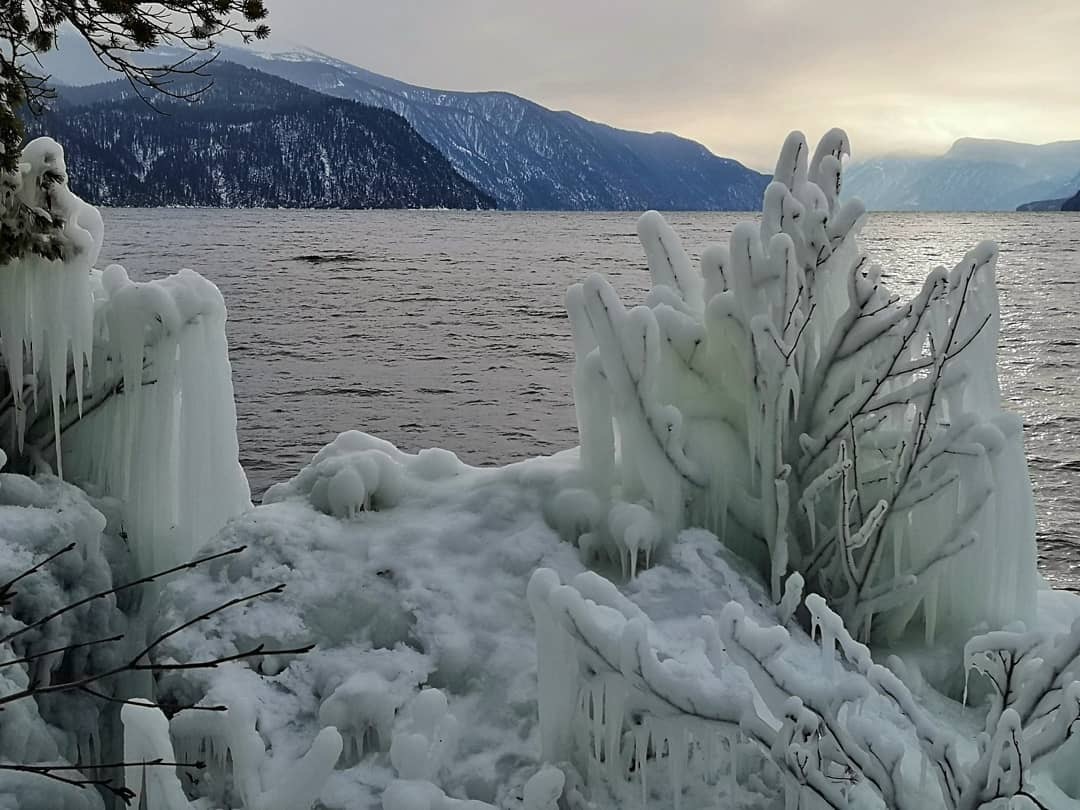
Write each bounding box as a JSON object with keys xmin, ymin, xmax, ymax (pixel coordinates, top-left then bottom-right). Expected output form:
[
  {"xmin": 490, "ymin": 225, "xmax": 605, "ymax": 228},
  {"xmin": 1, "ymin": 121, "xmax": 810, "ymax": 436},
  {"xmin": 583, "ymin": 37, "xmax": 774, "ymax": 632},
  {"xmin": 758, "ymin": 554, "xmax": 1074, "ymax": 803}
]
[{"xmin": 203, "ymin": 1, "xmax": 1080, "ymax": 167}]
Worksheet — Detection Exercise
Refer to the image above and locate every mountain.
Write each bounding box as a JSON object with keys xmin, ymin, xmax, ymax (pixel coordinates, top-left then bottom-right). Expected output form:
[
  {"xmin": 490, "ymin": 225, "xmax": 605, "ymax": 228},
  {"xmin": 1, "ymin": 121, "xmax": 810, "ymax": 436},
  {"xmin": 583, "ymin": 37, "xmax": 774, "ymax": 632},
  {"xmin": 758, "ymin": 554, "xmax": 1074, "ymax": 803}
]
[
  {"xmin": 22, "ymin": 62, "xmax": 495, "ymax": 210},
  {"xmin": 843, "ymin": 139, "xmax": 1080, "ymax": 211},
  {"xmin": 212, "ymin": 45, "xmax": 769, "ymax": 211},
  {"xmin": 1016, "ymin": 197, "xmax": 1069, "ymax": 212},
  {"xmin": 1064, "ymin": 189, "xmax": 1080, "ymax": 212}
]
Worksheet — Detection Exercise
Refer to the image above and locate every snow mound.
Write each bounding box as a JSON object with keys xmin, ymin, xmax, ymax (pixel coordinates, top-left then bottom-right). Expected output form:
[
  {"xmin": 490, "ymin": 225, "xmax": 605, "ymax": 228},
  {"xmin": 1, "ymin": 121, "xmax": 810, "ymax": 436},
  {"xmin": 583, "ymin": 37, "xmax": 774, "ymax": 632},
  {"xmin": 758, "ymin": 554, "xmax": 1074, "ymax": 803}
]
[
  {"xmin": 262, "ymin": 430, "xmax": 469, "ymax": 517},
  {"xmin": 153, "ymin": 436, "xmax": 586, "ymax": 809}
]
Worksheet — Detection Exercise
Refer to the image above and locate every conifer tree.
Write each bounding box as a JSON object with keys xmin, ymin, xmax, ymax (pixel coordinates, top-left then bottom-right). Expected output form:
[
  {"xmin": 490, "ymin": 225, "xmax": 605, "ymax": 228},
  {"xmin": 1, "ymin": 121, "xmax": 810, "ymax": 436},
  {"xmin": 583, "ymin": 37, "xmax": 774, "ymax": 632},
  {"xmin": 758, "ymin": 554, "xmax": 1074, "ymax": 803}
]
[{"xmin": 1, "ymin": 0, "xmax": 269, "ymax": 261}]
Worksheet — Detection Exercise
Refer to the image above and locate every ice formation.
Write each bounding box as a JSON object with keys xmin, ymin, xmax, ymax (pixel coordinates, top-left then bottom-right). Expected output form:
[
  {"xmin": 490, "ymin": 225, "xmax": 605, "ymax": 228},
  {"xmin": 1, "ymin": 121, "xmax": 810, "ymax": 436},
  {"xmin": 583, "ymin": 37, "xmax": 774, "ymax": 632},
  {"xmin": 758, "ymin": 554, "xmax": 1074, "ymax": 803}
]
[
  {"xmin": 0, "ymin": 138, "xmax": 100, "ymax": 462},
  {"xmin": 0, "ymin": 475, "xmax": 124, "ymax": 760},
  {"xmin": 61, "ymin": 262, "xmax": 251, "ymax": 576},
  {"xmin": 2, "ymin": 129, "xmax": 1078, "ymax": 810},
  {"xmin": 0, "ymin": 136, "xmax": 252, "ymax": 807},
  {"xmin": 0, "ymin": 475, "xmax": 125, "ymax": 810},
  {"xmin": 122, "ymin": 697, "xmax": 342, "ymax": 810},
  {"xmin": 388, "ymin": 688, "xmax": 459, "ymax": 782},
  {"xmin": 529, "ymin": 560, "xmax": 1080, "ymax": 809},
  {"xmin": 0, "ymin": 138, "xmax": 249, "ymax": 577},
  {"xmin": 563, "ymin": 129, "xmax": 1039, "ymax": 643},
  {"xmin": 122, "ymin": 700, "xmax": 198, "ymax": 810}
]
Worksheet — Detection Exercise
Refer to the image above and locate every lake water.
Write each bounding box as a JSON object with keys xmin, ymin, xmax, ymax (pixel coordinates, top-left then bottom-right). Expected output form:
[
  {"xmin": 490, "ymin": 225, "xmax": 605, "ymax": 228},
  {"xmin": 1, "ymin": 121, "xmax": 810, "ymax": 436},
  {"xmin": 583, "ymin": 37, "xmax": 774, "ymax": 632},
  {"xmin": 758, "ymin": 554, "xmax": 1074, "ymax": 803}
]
[{"xmin": 98, "ymin": 210, "xmax": 1080, "ymax": 589}]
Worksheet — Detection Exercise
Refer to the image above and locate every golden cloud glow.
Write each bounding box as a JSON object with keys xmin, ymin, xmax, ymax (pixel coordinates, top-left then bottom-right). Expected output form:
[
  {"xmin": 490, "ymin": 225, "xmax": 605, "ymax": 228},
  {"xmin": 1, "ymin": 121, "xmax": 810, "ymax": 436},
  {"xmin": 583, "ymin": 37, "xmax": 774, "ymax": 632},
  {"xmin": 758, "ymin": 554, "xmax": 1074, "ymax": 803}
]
[{"xmin": 271, "ymin": 0, "xmax": 1080, "ymax": 170}]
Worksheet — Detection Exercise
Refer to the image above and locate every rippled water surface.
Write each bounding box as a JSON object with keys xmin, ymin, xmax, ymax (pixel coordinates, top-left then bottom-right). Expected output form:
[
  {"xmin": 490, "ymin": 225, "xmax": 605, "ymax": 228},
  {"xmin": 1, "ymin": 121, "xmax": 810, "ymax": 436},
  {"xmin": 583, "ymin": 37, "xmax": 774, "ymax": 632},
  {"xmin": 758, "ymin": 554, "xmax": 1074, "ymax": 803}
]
[{"xmin": 99, "ymin": 210, "xmax": 1080, "ymax": 588}]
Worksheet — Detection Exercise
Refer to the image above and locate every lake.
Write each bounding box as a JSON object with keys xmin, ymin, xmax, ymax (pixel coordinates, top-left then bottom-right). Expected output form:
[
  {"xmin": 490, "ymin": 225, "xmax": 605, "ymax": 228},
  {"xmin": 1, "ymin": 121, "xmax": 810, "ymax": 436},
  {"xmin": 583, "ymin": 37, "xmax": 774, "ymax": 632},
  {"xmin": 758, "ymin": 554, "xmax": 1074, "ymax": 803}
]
[{"xmin": 98, "ymin": 209, "xmax": 1080, "ymax": 588}]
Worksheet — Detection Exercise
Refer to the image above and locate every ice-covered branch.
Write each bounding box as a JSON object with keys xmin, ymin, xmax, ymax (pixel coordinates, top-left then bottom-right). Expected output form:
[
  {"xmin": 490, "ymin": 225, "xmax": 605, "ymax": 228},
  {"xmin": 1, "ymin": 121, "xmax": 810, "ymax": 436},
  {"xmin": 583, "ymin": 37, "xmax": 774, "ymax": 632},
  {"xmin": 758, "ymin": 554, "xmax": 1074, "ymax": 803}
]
[
  {"xmin": 556, "ymin": 128, "xmax": 1038, "ymax": 643},
  {"xmin": 529, "ymin": 568, "xmax": 922, "ymax": 809},
  {"xmin": 0, "ymin": 138, "xmax": 251, "ymax": 581},
  {"xmin": 532, "ymin": 567, "xmax": 1080, "ymax": 809}
]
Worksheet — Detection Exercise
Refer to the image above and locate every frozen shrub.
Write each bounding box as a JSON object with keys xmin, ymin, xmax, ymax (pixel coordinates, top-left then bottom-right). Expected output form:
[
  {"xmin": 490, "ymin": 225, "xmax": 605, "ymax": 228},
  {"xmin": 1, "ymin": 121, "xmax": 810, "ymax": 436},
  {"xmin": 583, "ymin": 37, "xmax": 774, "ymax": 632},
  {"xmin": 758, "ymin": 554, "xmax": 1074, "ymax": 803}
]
[{"xmin": 563, "ymin": 129, "xmax": 1038, "ymax": 643}]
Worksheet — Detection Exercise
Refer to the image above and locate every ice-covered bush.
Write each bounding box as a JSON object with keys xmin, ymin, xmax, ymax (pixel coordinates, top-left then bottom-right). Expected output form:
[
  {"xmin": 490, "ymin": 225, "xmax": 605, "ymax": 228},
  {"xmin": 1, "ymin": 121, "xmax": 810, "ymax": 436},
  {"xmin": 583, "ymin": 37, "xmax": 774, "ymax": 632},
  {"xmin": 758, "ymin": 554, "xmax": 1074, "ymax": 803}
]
[
  {"xmin": 0, "ymin": 136, "xmax": 267, "ymax": 807},
  {"xmin": 529, "ymin": 559, "xmax": 1080, "ymax": 809},
  {"xmin": 0, "ymin": 476, "xmax": 125, "ymax": 810},
  {"xmin": 0, "ymin": 134, "xmax": 97, "ymax": 266},
  {"xmin": 0, "ymin": 137, "xmax": 250, "ymax": 576},
  {"xmin": 562, "ymin": 129, "xmax": 1038, "ymax": 643}
]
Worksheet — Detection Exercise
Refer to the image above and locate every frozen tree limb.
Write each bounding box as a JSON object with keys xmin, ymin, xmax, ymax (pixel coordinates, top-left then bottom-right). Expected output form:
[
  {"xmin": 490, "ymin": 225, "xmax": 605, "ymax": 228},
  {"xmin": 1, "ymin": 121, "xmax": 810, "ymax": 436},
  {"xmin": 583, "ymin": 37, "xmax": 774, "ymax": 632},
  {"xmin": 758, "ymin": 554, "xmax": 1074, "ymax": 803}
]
[
  {"xmin": 531, "ymin": 569, "xmax": 1080, "ymax": 809},
  {"xmin": 0, "ymin": 540, "xmax": 314, "ymax": 805}
]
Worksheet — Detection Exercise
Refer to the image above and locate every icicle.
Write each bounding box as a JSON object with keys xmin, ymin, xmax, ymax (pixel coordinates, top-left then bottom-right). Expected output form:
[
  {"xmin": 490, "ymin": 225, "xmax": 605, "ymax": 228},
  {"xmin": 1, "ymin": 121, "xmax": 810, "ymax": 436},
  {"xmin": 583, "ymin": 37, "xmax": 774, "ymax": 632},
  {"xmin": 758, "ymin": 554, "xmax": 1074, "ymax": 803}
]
[
  {"xmin": 893, "ymin": 522, "xmax": 904, "ymax": 580},
  {"xmin": 784, "ymin": 780, "xmax": 799, "ymax": 810},
  {"xmin": 669, "ymin": 725, "xmax": 687, "ymax": 810},
  {"xmin": 635, "ymin": 724, "xmax": 649, "ymax": 809},
  {"xmin": 778, "ymin": 572, "xmax": 804, "ymax": 625},
  {"xmin": 604, "ymin": 680, "xmax": 625, "ymax": 781},
  {"xmin": 924, "ymin": 582, "xmax": 939, "ymax": 646},
  {"xmin": 822, "ymin": 624, "xmax": 836, "ymax": 679},
  {"xmin": 805, "ymin": 499, "xmax": 818, "ymax": 549},
  {"xmin": 592, "ymin": 682, "xmax": 604, "ymax": 763}
]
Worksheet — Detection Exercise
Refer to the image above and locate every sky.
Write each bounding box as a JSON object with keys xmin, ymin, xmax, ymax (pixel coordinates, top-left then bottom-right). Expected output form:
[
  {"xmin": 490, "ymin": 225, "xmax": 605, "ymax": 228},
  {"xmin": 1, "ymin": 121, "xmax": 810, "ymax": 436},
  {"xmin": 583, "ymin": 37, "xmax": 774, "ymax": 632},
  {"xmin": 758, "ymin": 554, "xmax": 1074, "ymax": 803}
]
[{"xmin": 253, "ymin": 0, "xmax": 1080, "ymax": 171}]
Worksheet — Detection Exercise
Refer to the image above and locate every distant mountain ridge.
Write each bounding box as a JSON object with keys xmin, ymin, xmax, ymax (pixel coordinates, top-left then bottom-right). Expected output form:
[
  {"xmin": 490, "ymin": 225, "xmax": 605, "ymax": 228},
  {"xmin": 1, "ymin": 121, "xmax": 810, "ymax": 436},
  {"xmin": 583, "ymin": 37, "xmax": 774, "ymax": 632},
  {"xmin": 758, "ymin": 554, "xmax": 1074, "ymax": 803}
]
[
  {"xmin": 214, "ymin": 45, "xmax": 770, "ymax": 211},
  {"xmin": 33, "ymin": 38, "xmax": 1077, "ymax": 213},
  {"xmin": 1016, "ymin": 197, "xmax": 1069, "ymax": 212},
  {"xmin": 24, "ymin": 63, "xmax": 495, "ymax": 210},
  {"xmin": 844, "ymin": 139, "xmax": 1080, "ymax": 211},
  {"xmin": 1063, "ymin": 189, "xmax": 1080, "ymax": 212}
]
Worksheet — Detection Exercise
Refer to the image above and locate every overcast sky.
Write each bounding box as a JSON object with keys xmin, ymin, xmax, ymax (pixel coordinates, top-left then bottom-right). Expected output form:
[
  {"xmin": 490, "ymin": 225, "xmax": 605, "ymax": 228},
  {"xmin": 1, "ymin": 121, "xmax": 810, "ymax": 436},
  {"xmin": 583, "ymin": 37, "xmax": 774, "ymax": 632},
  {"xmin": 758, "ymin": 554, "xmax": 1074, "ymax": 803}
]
[{"xmin": 255, "ymin": 0, "xmax": 1080, "ymax": 170}]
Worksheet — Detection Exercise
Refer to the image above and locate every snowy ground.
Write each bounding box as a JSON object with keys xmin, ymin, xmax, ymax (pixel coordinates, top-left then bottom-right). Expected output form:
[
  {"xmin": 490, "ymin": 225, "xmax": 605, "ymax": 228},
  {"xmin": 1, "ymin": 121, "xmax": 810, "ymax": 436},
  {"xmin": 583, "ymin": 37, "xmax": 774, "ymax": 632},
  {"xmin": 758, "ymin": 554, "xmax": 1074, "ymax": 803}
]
[
  {"xmin": 2, "ymin": 428, "xmax": 1079, "ymax": 809},
  {"xmin": 152, "ymin": 433, "xmax": 587, "ymax": 809},
  {"xmin": 140, "ymin": 431, "xmax": 1080, "ymax": 810}
]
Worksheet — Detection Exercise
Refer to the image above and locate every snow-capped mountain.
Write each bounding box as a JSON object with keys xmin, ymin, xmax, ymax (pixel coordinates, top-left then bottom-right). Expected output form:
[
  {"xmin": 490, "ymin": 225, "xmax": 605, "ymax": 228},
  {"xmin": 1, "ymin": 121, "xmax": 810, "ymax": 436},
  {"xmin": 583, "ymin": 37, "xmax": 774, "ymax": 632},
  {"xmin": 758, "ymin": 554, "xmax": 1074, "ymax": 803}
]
[
  {"xmin": 214, "ymin": 44, "xmax": 769, "ymax": 211},
  {"xmin": 24, "ymin": 63, "xmax": 495, "ymax": 210},
  {"xmin": 843, "ymin": 138, "xmax": 1080, "ymax": 211},
  {"xmin": 30, "ymin": 37, "xmax": 768, "ymax": 211}
]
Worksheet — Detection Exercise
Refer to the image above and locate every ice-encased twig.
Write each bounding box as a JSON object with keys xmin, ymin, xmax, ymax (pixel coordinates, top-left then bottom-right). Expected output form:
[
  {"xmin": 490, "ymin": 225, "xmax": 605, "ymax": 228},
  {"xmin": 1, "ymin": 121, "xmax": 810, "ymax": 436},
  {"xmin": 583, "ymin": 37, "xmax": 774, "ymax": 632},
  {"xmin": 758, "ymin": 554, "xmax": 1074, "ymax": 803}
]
[{"xmin": 532, "ymin": 567, "xmax": 1080, "ymax": 809}]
